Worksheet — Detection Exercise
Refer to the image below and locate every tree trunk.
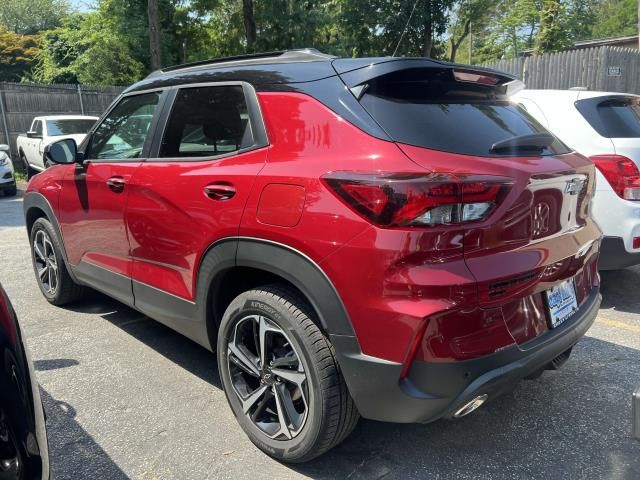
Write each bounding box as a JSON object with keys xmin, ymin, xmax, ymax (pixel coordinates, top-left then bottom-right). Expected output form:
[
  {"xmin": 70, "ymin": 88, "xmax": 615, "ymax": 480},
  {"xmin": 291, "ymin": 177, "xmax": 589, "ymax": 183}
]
[
  {"xmin": 449, "ymin": 19, "xmax": 471, "ymax": 63},
  {"xmin": 423, "ymin": 0, "xmax": 433, "ymax": 57},
  {"xmin": 243, "ymin": 0, "xmax": 257, "ymax": 52},
  {"xmin": 147, "ymin": 0, "xmax": 162, "ymax": 70}
]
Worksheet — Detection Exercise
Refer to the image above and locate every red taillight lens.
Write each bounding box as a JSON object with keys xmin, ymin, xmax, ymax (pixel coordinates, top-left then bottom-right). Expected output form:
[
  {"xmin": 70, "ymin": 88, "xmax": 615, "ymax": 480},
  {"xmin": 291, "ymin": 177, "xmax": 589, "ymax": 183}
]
[
  {"xmin": 590, "ymin": 154, "xmax": 640, "ymax": 200},
  {"xmin": 322, "ymin": 172, "xmax": 512, "ymax": 228}
]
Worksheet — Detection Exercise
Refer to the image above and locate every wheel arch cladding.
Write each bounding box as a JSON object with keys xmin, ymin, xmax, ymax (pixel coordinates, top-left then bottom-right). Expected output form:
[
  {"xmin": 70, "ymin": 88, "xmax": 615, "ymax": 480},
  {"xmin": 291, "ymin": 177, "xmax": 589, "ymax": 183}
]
[
  {"xmin": 23, "ymin": 193, "xmax": 66, "ymax": 259},
  {"xmin": 200, "ymin": 238, "xmax": 357, "ymax": 349},
  {"xmin": 235, "ymin": 238, "xmax": 356, "ymax": 337}
]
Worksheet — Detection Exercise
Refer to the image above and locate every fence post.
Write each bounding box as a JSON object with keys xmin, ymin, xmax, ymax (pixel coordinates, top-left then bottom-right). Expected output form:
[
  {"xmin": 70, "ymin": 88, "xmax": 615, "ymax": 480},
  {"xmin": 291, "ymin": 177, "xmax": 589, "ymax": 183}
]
[
  {"xmin": 77, "ymin": 84, "xmax": 85, "ymax": 115},
  {"xmin": 0, "ymin": 85, "xmax": 11, "ymax": 159}
]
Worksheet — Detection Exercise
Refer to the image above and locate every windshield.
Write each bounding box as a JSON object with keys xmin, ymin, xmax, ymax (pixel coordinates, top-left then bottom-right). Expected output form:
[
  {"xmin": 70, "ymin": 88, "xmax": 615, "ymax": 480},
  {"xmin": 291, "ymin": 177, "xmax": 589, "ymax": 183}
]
[
  {"xmin": 46, "ymin": 119, "xmax": 96, "ymax": 136},
  {"xmin": 359, "ymin": 68, "xmax": 570, "ymax": 157}
]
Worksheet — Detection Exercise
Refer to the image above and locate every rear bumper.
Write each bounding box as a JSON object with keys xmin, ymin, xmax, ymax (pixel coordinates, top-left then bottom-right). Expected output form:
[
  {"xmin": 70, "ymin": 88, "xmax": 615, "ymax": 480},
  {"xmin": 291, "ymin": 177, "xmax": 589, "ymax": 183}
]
[
  {"xmin": 0, "ymin": 179, "xmax": 16, "ymax": 190},
  {"xmin": 334, "ymin": 286, "xmax": 601, "ymax": 423},
  {"xmin": 599, "ymin": 236, "xmax": 640, "ymax": 270}
]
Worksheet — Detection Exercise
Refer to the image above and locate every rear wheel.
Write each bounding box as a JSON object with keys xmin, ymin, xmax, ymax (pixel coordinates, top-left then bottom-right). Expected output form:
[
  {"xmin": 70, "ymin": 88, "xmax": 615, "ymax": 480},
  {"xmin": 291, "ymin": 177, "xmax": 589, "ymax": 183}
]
[
  {"xmin": 217, "ymin": 285, "xmax": 359, "ymax": 463},
  {"xmin": 30, "ymin": 217, "xmax": 84, "ymax": 305}
]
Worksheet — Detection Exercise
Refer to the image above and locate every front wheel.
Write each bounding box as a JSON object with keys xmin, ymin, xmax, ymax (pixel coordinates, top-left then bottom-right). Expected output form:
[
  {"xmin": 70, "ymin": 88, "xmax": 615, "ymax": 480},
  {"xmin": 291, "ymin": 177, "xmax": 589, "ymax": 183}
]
[
  {"xmin": 30, "ymin": 217, "xmax": 85, "ymax": 305},
  {"xmin": 217, "ymin": 286, "xmax": 359, "ymax": 463},
  {"xmin": 20, "ymin": 153, "xmax": 36, "ymax": 180}
]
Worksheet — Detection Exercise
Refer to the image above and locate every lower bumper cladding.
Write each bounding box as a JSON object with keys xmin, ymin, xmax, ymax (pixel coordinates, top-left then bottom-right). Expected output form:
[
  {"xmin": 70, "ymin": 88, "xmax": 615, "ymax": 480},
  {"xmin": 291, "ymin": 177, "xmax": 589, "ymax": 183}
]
[{"xmin": 334, "ymin": 286, "xmax": 601, "ymax": 424}]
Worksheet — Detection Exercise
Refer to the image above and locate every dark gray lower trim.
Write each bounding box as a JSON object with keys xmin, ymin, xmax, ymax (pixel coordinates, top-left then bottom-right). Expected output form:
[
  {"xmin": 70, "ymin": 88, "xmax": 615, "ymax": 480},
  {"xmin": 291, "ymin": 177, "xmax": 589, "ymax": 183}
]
[
  {"xmin": 599, "ymin": 236, "xmax": 640, "ymax": 270},
  {"xmin": 132, "ymin": 280, "xmax": 208, "ymax": 348},
  {"xmin": 0, "ymin": 180, "xmax": 16, "ymax": 191},
  {"xmin": 72, "ymin": 261, "xmax": 134, "ymax": 308},
  {"xmin": 335, "ymin": 286, "xmax": 600, "ymax": 423}
]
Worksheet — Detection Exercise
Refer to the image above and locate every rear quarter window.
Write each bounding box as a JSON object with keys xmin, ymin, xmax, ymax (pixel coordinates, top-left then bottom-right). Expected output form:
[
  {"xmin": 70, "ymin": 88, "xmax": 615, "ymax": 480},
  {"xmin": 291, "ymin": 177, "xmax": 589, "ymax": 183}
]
[
  {"xmin": 576, "ymin": 96, "xmax": 640, "ymax": 138},
  {"xmin": 359, "ymin": 68, "xmax": 569, "ymax": 157}
]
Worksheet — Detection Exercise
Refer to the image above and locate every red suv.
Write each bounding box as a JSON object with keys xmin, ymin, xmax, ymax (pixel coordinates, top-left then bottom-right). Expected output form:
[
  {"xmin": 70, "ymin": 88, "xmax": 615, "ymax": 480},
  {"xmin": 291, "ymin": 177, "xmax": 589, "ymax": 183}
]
[{"xmin": 24, "ymin": 49, "xmax": 601, "ymax": 462}]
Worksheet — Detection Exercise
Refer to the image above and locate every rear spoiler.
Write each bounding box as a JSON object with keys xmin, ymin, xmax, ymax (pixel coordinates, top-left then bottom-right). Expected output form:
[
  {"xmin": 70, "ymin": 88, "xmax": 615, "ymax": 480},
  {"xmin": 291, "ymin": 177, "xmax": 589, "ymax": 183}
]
[{"xmin": 332, "ymin": 58, "xmax": 524, "ymax": 97}]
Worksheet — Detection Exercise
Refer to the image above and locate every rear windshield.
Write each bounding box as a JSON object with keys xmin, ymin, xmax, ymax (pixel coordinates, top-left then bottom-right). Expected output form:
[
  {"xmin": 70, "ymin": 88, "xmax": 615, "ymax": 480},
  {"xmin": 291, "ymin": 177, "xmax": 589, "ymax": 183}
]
[
  {"xmin": 359, "ymin": 68, "xmax": 570, "ymax": 157},
  {"xmin": 576, "ymin": 97, "xmax": 640, "ymax": 138},
  {"xmin": 47, "ymin": 119, "xmax": 96, "ymax": 136}
]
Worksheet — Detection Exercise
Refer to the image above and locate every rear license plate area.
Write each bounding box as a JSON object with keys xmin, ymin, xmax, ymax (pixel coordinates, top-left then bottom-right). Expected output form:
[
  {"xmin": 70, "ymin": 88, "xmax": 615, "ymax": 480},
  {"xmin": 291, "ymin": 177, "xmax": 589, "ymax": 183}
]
[{"xmin": 545, "ymin": 278, "xmax": 579, "ymax": 329}]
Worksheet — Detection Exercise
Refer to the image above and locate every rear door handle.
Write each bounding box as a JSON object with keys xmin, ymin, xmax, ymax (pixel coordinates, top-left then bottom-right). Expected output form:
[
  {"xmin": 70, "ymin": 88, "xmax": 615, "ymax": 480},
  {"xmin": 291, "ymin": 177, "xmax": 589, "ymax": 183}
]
[
  {"xmin": 106, "ymin": 176, "xmax": 126, "ymax": 193},
  {"xmin": 204, "ymin": 183, "xmax": 236, "ymax": 201}
]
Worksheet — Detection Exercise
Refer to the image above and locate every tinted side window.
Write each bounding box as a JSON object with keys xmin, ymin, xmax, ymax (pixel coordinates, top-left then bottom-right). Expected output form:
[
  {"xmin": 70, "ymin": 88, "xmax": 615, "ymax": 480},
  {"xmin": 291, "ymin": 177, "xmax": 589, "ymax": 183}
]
[
  {"xmin": 597, "ymin": 99, "xmax": 640, "ymax": 138},
  {"xmin": 576, "ymin": 96, "xmax": 640, "ymax": 138},
  {"xmin": 87, "ymin": 92, "xmax": 160, "ymax": 160},
  {"xmin": 159, "ymin": 86, "xmax": 253, "ymax": 158},
  {"xmin": 359, "ymin": 68, "xmax": 569, "ymax": 157},
  {"xmin": 34, "ymin": 121, "xmax": 43, "ymax": 136}
]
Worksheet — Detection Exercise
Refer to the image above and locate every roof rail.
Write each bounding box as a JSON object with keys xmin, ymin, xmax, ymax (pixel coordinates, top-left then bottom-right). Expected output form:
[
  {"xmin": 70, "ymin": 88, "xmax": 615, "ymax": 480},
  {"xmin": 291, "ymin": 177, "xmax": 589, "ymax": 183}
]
[{"xmin": 156, "ymin": 48, "xmax": 334, "ymax": 75}]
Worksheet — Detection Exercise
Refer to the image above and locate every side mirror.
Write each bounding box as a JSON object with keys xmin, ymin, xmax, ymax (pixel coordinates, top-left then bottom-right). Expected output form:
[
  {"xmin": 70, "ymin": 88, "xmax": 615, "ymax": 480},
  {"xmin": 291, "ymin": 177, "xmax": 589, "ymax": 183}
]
[
  {"xmin": 26, "ymin": 131, "xmax": 41, "ymax": 139},
  {"xmin": 45, "ymin": 139, "xmax": 78, "ymax": 165},
  {"xmin": 0, "ymin": 144, "xmax": 9, "ymax": 152}
]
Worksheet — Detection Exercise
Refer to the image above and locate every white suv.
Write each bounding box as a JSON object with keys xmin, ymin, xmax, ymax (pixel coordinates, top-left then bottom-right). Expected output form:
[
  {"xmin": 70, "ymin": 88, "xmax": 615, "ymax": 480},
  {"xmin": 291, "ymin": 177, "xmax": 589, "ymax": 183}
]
[
  {"xmin": 0, "ymin": 144, "xmax": 16, "ymax": 197},
  {"xmin": 512, "ymin": 89, "xmax": 640, "ymax": 270}
]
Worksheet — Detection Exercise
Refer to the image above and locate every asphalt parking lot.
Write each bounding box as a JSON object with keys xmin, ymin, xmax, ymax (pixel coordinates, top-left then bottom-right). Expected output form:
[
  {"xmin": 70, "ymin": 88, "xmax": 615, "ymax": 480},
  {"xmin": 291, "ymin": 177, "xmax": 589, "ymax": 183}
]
[{"xmin": 2, "ymin": 189, "xmax": 640, "ymax": 480}]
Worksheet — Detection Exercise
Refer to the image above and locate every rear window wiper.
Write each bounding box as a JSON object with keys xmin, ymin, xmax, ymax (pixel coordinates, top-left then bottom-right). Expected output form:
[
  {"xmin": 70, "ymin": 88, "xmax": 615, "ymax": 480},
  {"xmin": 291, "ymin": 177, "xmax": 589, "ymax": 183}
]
[{"xmin": 490, "ymin": 133, "xmax": 555, "ymax": 155}]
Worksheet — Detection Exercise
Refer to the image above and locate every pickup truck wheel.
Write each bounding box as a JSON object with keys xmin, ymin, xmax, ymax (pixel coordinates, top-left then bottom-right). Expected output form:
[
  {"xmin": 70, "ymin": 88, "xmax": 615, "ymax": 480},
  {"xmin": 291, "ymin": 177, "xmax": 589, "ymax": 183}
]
[
  {"xmin": 30, "ymin": 218, "xmax": 85, "ymax": 305},
  {"xmin": 20, "ymin": 153, "xmax": 36, "ymax": 180},
  {"xmin": 218, "ymin": 285, "xmax": 359, "ymax": 463}
]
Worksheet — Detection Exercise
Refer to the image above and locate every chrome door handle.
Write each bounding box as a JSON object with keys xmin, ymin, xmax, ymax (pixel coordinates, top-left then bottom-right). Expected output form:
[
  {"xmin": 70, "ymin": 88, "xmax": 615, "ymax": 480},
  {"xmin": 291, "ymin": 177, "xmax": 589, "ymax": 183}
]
[
  {"xmin": 106, "ymin": 177, "xmax": 125, "ymax": 193},
  {"xmin": 204, "ymin": 183, "xmax": 236, "ymax": 201}
]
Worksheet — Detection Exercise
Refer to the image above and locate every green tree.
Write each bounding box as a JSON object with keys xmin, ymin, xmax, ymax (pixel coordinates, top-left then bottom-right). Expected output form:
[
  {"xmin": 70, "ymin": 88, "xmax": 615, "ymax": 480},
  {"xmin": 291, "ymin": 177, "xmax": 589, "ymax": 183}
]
[
  {"xmin": 0, "ymin": 28, "xmax": 40, "ymax": 81},
  {"xmin": 34, "ymin": 13, "xmax": 144, "ymax": 85},
  {"xmin": 447, "ymin": 0, "xmax": 498, "ymax": 62},
  {"xmin": 0, "ymin": 0, "xmax": 69, "ymax": 34},
  {"xmin": 591, "ymin": 0, "xmax": 638, "ymax": 38},
  {"xmin": 535, "ymin": 0, "xmax": 570, "ymax": 53}
]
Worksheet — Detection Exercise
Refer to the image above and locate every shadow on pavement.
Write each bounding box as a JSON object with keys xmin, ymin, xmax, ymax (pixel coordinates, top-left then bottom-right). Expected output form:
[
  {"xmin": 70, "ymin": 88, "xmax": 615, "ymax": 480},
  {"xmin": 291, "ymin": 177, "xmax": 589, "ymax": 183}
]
[
  {"xmin": 68, "ymin": 289, "xmax": 222, "ymax": 388},
  {"xmin": 61, "ymin": 289, "xmax": 640, "ymax": 479},
  {"xmin": 600, "ymin": 267, "xmax": 640, "ymax": 315},
  {"xmin": 293, "ymin": 337, "xmax": 640, "ymax": 479},
  {"xmin": 34, "ymin": 358, "xmax": 79, "ymax": 371},
  {"xmin": 41, "ymin": 388, "xmax": 129, "ymax": 480}
]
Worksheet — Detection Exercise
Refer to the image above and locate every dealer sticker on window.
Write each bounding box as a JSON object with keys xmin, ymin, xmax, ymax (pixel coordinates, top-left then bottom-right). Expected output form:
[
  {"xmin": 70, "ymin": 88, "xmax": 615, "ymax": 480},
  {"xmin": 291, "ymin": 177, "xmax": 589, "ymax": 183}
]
[{"xmin": 545, "ymin": 278, "xmax": 579, "ymax": 329}]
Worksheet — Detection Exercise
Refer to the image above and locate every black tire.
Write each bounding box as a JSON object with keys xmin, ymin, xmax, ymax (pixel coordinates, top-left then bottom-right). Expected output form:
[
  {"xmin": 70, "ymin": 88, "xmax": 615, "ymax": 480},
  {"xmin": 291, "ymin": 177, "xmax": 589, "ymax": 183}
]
[
  {"xmin": 29, "ymin": 217, "xmax": 85, "ymax": 305},
  {"xmin": 3, "ymin": 187, "xmax": 16, "ymax": 197},
  {"xmin": 217, "ymin": 285, "xmax": 359, "ymax": 463}
]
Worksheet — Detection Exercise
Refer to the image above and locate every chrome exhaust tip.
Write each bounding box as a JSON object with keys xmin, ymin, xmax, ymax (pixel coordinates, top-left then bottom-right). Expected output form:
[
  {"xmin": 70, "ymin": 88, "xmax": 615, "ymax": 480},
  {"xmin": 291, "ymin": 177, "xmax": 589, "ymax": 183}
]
[{"xmin": 453, "ymin": 394, "xmax": 488, "ymax": 418}]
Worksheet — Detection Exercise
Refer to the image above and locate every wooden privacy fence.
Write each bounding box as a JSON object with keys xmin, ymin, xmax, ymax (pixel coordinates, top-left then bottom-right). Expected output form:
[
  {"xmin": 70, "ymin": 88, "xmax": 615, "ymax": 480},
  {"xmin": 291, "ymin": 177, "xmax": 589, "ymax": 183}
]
[
  {"xmin": 0, "ymin": 82, "xmax": 125, "ymax": 162},
  {"xmin": 479, "ymin": 46, "xmax": 640, "ymax": 95}
]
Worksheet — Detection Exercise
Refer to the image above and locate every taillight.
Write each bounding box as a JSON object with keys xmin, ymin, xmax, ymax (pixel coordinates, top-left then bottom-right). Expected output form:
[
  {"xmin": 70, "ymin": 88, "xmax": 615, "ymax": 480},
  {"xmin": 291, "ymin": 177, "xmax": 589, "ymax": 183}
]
[
  {"xmin": 453, "ymin": 69, "xmax": 499, "ymax": 85},
  {"xmin": 590, "ymin": 154, "xmax": 640, "ymax": 200},
  {"xmin": 322, "ymin": 172, "xmax": 512, "ymax": 227}
]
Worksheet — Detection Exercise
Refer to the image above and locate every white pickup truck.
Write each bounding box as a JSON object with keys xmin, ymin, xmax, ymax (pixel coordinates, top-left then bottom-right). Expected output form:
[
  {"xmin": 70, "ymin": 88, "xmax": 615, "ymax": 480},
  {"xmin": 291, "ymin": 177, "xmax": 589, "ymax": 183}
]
[{"xmin": 17, "ymin": 115, "xmax": 98, "ymax": 177}]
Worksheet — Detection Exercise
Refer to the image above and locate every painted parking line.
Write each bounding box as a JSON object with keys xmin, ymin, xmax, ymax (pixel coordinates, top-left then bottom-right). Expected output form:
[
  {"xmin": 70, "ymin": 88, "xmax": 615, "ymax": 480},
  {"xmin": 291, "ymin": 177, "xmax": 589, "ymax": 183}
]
[{"xmin": 595, "ymin": 317, "xmax": 640, "ymax": 334}]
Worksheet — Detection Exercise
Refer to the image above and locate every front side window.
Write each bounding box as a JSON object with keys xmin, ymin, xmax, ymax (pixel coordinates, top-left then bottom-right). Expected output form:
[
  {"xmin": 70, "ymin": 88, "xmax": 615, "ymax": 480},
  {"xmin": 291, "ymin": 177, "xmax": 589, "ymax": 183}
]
[
  {"xmin": 33, "ymin": 120, "xmax": 43, "ymax": 136},
  {"xmin": 87, "ymin": 92, "xmax": 160, "ymax": 160},
  {"xmin": 159, "ymin": 85, "xmax": 253, "ymax": 158}
]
